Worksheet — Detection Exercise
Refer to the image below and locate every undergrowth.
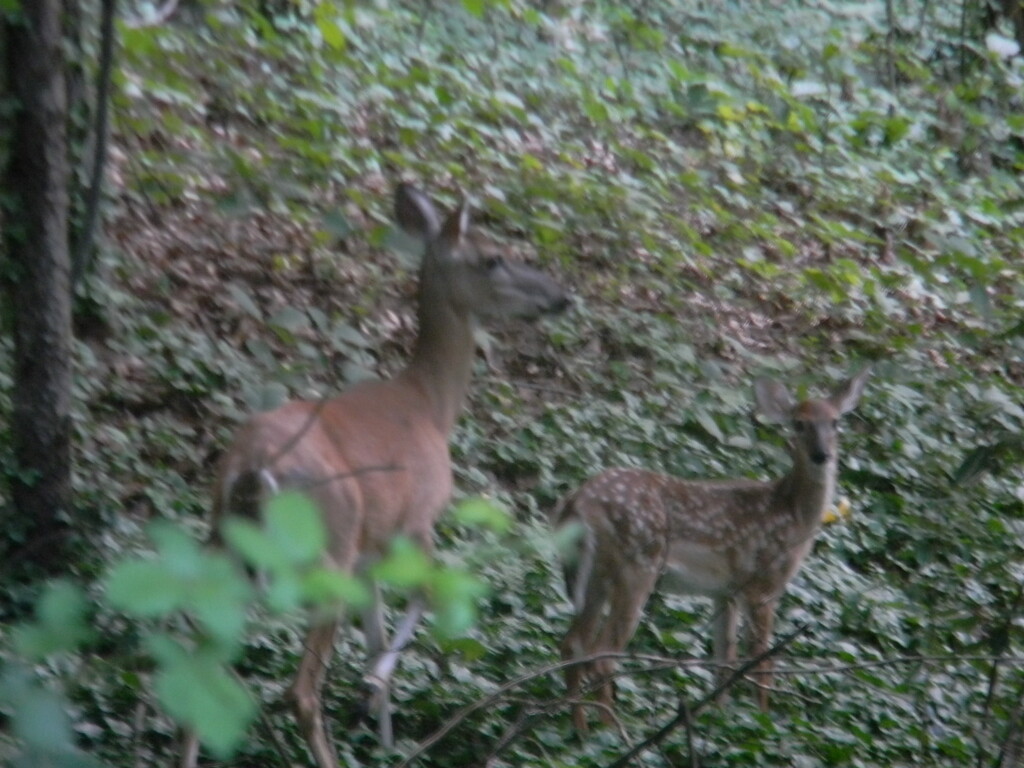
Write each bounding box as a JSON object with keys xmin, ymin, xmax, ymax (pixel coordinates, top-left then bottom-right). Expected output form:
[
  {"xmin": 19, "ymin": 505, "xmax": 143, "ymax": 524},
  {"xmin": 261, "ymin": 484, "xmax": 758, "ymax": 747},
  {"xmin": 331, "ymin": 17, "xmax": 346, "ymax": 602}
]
[{"xmin": 2, "ymin": 0, "xmax": 1024, "ymax": 766}]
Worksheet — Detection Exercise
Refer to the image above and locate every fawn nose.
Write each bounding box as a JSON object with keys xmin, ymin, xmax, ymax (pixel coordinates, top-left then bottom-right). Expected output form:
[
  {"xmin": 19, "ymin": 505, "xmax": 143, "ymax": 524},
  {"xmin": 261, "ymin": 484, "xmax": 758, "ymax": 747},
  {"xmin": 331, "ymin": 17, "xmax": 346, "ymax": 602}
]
[{"xmin": 810, "ymin": 450, "xmax": 830, "ymax": 465}]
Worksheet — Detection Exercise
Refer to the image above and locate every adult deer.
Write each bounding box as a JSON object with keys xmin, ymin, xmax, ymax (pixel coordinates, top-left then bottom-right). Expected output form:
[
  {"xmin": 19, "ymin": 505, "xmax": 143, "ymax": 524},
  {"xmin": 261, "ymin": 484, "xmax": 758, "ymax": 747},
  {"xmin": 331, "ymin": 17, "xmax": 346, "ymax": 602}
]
[
  {"xmin": 182, "ymin": 183, "xmax": 568, "ymax": 768},
  {"xmin": 553, "ymin": 368, "xmax": 870, "ymax": 730}
]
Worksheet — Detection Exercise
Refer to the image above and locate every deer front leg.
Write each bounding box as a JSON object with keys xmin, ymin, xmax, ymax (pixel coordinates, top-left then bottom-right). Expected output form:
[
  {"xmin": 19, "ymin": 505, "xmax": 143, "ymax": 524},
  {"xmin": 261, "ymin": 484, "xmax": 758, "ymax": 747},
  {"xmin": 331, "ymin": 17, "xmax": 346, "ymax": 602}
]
[
  {"xmin": 746, "ymin": 597, "xmax": 778, "ymax": 711},
  {"xmin": 595, "ymin": 565, "xmax": 660, "ymax": 725},
  {"xmin": 288, "ymin": 619, "xmax": 341, "ymax": 768},
  {"xmin": 358, "ymin": 584, "xmax": 391, "ymax": 743},
  {"xmin": 560, "ymin": 571, "xmax": 609, "ymax": 733},
  {"xmin": 712, "ymin": 596, "xmax": 739, "ymax": 703}
]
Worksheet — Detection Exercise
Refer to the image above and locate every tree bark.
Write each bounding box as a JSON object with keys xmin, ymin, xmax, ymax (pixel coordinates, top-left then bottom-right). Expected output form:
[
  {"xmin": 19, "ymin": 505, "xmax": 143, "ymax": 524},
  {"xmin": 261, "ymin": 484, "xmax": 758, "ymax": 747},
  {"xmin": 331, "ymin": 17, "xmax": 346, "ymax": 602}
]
[
  {"xmin": 1005, "ymin": 0, "xmax": 1024, "ymax": 50},
  {"xmin": 2, "ymin": 0, "xmax": 74, "ymax": 575}
]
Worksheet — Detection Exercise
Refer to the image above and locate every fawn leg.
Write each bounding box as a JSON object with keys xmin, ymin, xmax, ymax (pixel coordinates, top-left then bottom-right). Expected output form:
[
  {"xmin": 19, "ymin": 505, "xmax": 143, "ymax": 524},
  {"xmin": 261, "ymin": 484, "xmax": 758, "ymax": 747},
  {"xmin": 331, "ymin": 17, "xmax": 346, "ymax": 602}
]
[
  {"xmin": 712, "ymin": 596, "xmax": 739, "ymax": 702},
  {"xmin": 746, "ymin": 597, "xmax": 778, "ymax": 711},
  {"xmin": 594, "ymin": 566, "xmax": 660, "ymax": 724},
  {"xmin": 561, "ymin": 570, "xmax": 610, "ymax": 732}
]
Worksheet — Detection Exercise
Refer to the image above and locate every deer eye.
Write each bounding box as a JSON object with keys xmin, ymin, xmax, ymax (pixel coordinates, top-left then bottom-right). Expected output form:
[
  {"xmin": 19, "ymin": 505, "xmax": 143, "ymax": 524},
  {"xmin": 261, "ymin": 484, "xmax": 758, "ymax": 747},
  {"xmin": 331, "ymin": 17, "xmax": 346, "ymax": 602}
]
[{"xmin": 483, "ymin": 255, "xmax": 505, "ymax": 271}]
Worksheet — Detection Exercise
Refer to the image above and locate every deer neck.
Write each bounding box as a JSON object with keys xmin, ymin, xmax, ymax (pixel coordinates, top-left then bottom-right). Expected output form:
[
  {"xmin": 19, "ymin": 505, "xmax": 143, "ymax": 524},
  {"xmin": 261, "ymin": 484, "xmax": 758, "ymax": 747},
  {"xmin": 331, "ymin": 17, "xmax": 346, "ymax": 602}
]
[
  {"xmin": 776, "ymin": 450, "xmax": 838, "ymax": 527},
  {"xmin": 400, "ymin": 266, "xmax": 476, "ymax": 434}
]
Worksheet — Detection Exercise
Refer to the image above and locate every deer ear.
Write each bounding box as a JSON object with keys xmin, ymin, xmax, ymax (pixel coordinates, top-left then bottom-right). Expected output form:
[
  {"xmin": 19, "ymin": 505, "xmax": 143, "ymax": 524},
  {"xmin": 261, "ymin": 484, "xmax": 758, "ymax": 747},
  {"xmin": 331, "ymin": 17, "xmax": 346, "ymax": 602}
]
[
  {"xmin": 754, "ymin": 378, "xmax": 795, "ymax": 423},
  {"xmin": 831, "ymin": 366, "xmax": 871, "ymax": 415},
  {"xmin": 437, "ymin": 198, "xmax": 471, "ymax": 254},
  {"xmin": 394, "ymin": 183, "xmax": 442, "ymax": 240}
]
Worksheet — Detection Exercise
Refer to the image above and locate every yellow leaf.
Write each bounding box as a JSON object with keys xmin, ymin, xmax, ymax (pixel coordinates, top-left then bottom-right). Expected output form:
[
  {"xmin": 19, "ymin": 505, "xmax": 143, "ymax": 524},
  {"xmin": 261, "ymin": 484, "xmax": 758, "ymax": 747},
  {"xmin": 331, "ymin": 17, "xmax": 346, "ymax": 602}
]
[{"xmin": 823, "ymin": 496, "xmax": 852, "ymax": 525}]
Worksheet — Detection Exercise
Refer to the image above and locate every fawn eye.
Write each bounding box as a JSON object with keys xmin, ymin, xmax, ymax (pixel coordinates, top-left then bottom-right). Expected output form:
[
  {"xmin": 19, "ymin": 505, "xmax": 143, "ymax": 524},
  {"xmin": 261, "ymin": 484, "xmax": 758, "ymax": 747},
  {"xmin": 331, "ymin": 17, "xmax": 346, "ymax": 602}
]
[{"xmin": 483, "ymin": 255, "xmax": 504, "ymax": 271}]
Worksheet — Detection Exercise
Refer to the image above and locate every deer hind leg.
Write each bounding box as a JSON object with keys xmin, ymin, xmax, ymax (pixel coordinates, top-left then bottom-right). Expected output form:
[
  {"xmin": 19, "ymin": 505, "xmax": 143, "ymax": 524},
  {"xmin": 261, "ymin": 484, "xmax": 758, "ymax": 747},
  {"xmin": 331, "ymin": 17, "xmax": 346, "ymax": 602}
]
[
  {"xmin": 561, "ymin": 569, "xmax": 610, "ymax": 732},
  {"xmin": 179, "ymin": 729, "xmax": 199, "ymax": 768},
  {"xmin": 745, "ymin": 597, "xmax": 778, "ymax": 711},
  {"xmin": 288, "ymin": 618, "xmax": 342, "ymax": 768},
  {"xmin": 712, "ymin": 596, "xmax": 739, "ymax": 703}
]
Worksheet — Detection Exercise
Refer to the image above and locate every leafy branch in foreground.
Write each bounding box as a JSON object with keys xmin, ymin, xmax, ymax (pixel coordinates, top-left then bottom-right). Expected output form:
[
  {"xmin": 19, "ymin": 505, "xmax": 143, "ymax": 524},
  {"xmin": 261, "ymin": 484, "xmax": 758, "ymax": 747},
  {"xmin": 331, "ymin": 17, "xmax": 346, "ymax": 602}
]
[
  {"xmin": 0, "ymin": 581, "xmax": 99, "ymax": 768},
  {"xmin": 1, "ymin": 494, "xmax": 502, "ymax": 763}
]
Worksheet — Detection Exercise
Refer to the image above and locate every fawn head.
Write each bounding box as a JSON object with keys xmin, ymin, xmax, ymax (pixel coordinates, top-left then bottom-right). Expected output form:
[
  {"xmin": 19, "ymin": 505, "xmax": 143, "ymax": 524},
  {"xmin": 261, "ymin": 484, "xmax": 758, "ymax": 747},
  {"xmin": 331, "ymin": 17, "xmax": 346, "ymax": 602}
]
[
  {"xmin": 394, "ymin": 183, "xmax": 569, "ymax": 321},
  {"xmin": 754, "ymin": 367, "xmax": 871, "ymax": 473}
]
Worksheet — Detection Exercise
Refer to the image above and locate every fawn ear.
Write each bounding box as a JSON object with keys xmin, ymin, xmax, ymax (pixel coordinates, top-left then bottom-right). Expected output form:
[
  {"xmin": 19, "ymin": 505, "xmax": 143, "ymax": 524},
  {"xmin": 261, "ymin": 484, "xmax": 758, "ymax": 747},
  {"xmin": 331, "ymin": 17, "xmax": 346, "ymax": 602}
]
[
  {"xmin": 754, "ymin": 378, "xmax": 796, "ymax": 424},
  {"xmin": 394, "ymin": 183, "xmax": 443, "ymax": 240},
  {"xmin": 831, "ymin": 366, "xmax": 872, "ymax": 415}
]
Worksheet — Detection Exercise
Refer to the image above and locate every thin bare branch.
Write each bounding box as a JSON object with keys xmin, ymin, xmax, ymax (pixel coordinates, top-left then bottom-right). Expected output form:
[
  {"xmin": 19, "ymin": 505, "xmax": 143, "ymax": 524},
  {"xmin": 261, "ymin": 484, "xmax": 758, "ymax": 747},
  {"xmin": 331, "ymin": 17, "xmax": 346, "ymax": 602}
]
[{"xmin": 604, "ymin": 623, "xmax": 807, "ymax": 768}]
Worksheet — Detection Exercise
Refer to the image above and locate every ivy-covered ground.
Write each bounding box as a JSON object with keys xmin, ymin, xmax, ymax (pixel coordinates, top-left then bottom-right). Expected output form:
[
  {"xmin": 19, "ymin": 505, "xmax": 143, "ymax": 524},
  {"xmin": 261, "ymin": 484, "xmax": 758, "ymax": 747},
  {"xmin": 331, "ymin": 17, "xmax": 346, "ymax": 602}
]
[{"xmin": 5, "ymin": 1, "xmax": 1024, "ymax": 766}]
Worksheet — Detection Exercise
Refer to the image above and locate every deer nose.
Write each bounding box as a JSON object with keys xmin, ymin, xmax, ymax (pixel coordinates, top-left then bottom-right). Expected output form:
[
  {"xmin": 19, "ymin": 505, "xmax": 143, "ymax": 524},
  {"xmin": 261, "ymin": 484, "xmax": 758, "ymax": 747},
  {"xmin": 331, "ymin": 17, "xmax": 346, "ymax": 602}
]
[
  {"xmin": 811, "ymin": 451, "xmax": 830, "ymax": 465},
  {"xmin": 548, "ymin": 294, "xmax": 572, "ymax": 314}
]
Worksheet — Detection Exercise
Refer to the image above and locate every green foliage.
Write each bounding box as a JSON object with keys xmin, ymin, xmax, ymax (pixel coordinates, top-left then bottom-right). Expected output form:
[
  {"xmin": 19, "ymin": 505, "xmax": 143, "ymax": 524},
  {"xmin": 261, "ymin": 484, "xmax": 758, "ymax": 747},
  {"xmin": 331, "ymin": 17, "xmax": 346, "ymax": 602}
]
[
  {"xmin": 222, "ymin": 491, "xmax": 370, "ymax": 612},
  {"xmin": 4, "ymin": 0, "xmax": 1024, "ymax": 765},
  {"xmin": 107, "ymin": 521, "xmax": 252, "ymax": 643},
  {"xmin": 371, "ymin": 525, "xmax": 491, "ymax": 640},
  {"xmin": 98, "ymin": 491, "xmax": 487, "ymax": 758},
  {"xmin": 449, "ymin": 496, "xmax": 513, "ymax": 535},
  {"xmin": 0, "ymin": 665, "xmax": 103, "ymax": 768},
  {"xmin": 0, "ymin": 491, "xmax": 496, "ymax": 763},
  {"xmin": 0, "ymin": 582, "xmax": 98, "ymax": 767},
  {"xmin": 11, "ymin": 580, "xmax": 93, "ymax": 660},
  {"xmin": 146, "ymin": 636, "xmax": 254, "ymax": 758}
]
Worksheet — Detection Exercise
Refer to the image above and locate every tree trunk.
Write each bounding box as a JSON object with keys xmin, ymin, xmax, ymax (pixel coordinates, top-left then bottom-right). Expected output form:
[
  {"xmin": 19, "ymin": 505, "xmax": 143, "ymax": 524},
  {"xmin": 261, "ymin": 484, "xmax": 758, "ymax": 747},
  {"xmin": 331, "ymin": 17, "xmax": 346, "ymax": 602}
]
[
  {"xmin": 1006, "ymin": 0, "xmax": 1024, "ymax": 50},
  {"xmin": 2, "ymin": 0, "xmax": 74, "ymax": 576}
]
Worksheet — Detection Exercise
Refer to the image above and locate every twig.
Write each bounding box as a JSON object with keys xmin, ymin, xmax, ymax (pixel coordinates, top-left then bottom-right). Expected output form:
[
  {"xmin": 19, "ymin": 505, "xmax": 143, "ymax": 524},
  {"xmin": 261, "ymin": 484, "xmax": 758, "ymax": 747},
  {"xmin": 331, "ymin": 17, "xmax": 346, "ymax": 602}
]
[
  {"xmin": 130, "ymin": 699, "xmax": 148, "ymax": 768},
  {"xmin": 396, "ymin": 652, "xmax": 665, "ymax": 768},
  {"xmin": 396, "ymin": 646, "xmax": 1024, "ymax": 767},
  {"xmin": 72, "ymin": 0, "xmax": 117, "ymax": 287},
  {"xmin": 977, "ymin": 583, "xmax": 1024, "ymax": 768},
  {"xmin": 396, "ymin": 657, "xmax": 589, "ymax": 768},
  {"xmin": 994, "ymin": 678, "xmax": 1024, "ymax": 768},
  {"xmin": 603, "ymin": 623, "xmax": 808, "ymax": 768}
]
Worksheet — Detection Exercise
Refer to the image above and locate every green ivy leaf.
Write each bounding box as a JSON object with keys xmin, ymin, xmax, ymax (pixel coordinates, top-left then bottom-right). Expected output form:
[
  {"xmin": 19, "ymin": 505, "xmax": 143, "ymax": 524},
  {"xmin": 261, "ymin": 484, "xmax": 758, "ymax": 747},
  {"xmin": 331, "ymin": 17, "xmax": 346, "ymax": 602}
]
[
  {"xmin": 221, "ymin": 518, "xmax": 289, "ymax": 572},
  {"xmin": 12, "ymin": 581, "xmax": 93, "ymax": 660},
  {"xmin": 371, "ymin": 536, "xmax": 432, "ymax": 588},
  {"xmin": 318, "ymin": 18, "xmax": 346, "ymax": 50},
  {"xmin": 148, "ymin": 637, "xmax": 255, "ymax": 758},
  {"xmin": 450, "ymin": 497, "xmax": 512, "ymax": 534},
  {"xmin": 226, "ymin": 282, "xmax": 261, "ymax": 319},
  {"xmin": 190, "ymin": 555, "xmax": 252, "ymax": 644},
  {"xmin": 265, "ymin": 491, "xmax": 327, "ymax": 565},
  {"xmin": 439, "ymin": 636, "xmax": 489, "ymax": 662},
  {"xmin": 268, "ymin": 306, "xmax": 309, "ymax": 334},
  {"xmin": 266, "ymin": 568, "xmax": 303, "ymax": 613},
  {"xmin": 429, "ymin": 568, "xmax": 487, "ymax": 639},
  {"xmin": 0, "ymin": 665, "xmax": 102, "ymax": 768},
  {"xmin": 461, "ymin": 0, "xmax": 486, "ymax": 18},
  {"xmin": 301, "ymin": 567, "xmax": 371, "ymax": 609},
  {"xmin": 320, "ymin": 209, "xmax": 353, "ymax": 239},
  {"xmin": 106, "ymin": 559, "xmax": 184, "ymax": 617},
  {"xmin": 150, "ymin": 522, "xmax": 204, "ymax": 580}
]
